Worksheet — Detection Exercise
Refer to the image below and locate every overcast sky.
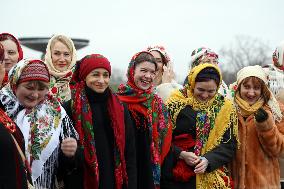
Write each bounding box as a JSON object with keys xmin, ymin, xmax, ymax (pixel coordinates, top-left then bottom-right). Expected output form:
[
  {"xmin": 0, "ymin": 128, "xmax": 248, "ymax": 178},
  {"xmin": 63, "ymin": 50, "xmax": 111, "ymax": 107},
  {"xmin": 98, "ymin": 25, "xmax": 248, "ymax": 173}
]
[{"xmin": 2, "ymin": 0, "xmax": 284, "ymax": 82}]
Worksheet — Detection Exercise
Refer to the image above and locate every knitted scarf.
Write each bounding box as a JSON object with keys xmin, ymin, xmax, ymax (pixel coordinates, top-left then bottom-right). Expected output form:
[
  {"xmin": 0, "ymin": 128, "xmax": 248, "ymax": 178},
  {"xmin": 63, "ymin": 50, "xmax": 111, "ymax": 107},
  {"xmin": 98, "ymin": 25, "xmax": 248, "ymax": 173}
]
[
  {"xmin": 166, "ymin": 63, "xmax": 238, "ymax": 189},
  {"xmin": 44, "ymin": 34, "xmax": 77, "ymax": 103},
  {"xmin": 117, "ymin": 51, "xmax": 172, "ymax": 188},
  {"xmin": 234, "ymin": 92, "xmax": 264, "ymax": 117},
  {"xmin": 71, "ymin": 81, "xmax": 127, "ymax": 189}
]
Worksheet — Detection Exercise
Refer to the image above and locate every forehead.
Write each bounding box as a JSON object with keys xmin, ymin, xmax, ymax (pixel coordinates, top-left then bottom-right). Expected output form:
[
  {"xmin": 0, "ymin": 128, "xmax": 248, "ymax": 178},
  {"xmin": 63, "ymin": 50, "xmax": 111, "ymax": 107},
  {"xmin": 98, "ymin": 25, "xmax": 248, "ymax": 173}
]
[
  {"xmin": 0, "ymin": 39, "xmax": 18, "ymax": 49},
  {"xmin": 135, "ymin": 61, "xmax": 156, "ymax": 71},
  {"xmin": 195, "ymin": 80, "xmax": 218, "ymax": 89},
  {"xmin": 150, "ymin": 50, "xmax": 162, "ymax": 59},
  {"xmin": 51, "ymin": 41, "xmax": 70, "ymax": 51},
  {"xmin": 90, "ymin": 68, "xmax": 109, "ymax": 74}
]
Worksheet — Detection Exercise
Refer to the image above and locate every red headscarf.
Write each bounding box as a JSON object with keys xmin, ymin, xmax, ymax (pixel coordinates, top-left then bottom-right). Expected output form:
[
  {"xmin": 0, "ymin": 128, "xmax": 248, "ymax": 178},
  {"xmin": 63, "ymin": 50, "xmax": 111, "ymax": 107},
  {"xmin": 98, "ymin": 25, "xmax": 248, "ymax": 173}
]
[
  {"xmin": 117, "ymin": 51, "xmax": 172, "ymax": 188},
  {"xmin": 0, "ymin": 33, "xmax": 24, "ymax": 87}
]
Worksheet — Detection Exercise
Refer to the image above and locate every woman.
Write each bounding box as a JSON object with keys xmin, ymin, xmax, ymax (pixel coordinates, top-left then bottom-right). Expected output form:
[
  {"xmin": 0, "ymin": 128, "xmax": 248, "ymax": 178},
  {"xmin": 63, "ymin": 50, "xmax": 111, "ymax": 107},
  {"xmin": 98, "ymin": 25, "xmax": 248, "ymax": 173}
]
[
  {"xmin": 162, "ymin": 63, "xmax": 238, "ymax": 189},
  {"xmin": 44, "ymin": 34, "xmax": 77, "ymax": 103},
  {"xmin": 0, "ymin": 33, "xmax": 23, "ymax": 88},
  {"xmin": 117, "ymin": 51, "xmax": 172, "ymax": 189},
  {"xmin": 263, "ymin": 41, "xmax": 284, "ymax": 97},
  {"xmin": 230, "ymin": 65, "xmax": 284, "ymax": 189},
  {"xmin": 0, "ymin": 43, "xmax": 29, "ymax": 189},
  {"xmin": 146, "ymin": 45, "xmax": 182, "ymax": 102},
  {"xmin": 0, "ymin": 59, "xmax": 78, "ymax": 188},
  {"xmin": 63, "ymin": 54, "xmax": 137, "ymax": 189},
  {"xmin": 186, "ymin": 47, "xmax": 230, "ymax": 97}
]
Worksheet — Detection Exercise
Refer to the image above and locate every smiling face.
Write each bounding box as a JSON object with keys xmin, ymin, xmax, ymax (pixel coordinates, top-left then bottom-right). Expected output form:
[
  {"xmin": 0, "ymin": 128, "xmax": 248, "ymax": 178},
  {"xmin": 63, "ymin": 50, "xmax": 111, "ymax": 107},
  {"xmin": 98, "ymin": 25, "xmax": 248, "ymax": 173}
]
[
  {"xmin": 193, "ymin": 79, "xmax": 218, "ymax": 102},
  {"xmin": 51, "ymin": 40, "xmax": 72, "ymax": 72},
  {"xmin": 15, "ymin": 81, "xmax": 49, "ymax": 109},
  {"xmin": 150, "ymin": 50, "xmax": 164, "ymax": 85},
  {"xmin": 239, "ymin": 77, "xmax": 262, "ymax": 105},
  {"xmin": 0, "ymin": 39, "xmax": 19, "ymax": 72},
  {"xmin": 133, "ymin": 61, "xmax": 156, "ymax": 90},
  {"xmin": 85, "ymin": 68, "xmax": 110, "ymax": 93}
]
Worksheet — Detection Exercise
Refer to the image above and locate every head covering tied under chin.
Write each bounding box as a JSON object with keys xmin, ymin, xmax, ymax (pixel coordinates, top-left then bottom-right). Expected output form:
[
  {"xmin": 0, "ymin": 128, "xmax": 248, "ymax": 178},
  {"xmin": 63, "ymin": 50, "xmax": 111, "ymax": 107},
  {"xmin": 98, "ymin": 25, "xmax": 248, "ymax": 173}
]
[
  {"xmin": 230, "ymin": 65, "xmax": 283, "ymax": 122},
  {"xmin": 166, "ymin": 63, "xmax": 238, "ymax": 189},
  {"xmin": 167, "ymin": 63, "xmax": 222, "ymax": 123}
]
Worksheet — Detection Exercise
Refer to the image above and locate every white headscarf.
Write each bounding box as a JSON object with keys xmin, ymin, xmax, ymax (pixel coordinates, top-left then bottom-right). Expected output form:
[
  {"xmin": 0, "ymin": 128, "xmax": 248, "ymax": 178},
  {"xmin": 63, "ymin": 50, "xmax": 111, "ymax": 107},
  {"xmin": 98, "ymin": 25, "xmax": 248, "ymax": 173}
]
[{"xmin": 231, "ymin": 65, "xmax": 283, "ymax": 122}]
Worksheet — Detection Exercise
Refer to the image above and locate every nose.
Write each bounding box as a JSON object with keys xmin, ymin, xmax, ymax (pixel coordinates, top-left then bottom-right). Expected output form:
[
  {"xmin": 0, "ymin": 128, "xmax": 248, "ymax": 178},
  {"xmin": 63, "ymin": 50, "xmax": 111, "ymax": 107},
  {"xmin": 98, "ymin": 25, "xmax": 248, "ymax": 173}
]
[
  {"xmin": 31, "ymin": 91, "xmax": 39, "ymax": 98},
  {"xmin": 59, "ymin": 54, "xmax": 65, "ymax": 61},
  {"xmin": 247, "ymin": 89, "xmax": 255, "ymax": 96},
  {"xmin": 97, "ymin": 75, "xmax": 104, "ymax": 83},
  {"xmin": 200, "ymin": 92, "xmax": 209, "ymax": 100}
]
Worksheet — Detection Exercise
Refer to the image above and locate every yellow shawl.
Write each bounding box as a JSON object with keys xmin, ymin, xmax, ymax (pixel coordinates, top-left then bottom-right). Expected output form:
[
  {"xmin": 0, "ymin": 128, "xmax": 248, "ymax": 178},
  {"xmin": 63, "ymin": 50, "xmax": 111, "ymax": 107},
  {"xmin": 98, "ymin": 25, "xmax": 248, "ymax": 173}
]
[{"xmin": 166, "ymin": 63, "xmax": 238, "ymax": 189}]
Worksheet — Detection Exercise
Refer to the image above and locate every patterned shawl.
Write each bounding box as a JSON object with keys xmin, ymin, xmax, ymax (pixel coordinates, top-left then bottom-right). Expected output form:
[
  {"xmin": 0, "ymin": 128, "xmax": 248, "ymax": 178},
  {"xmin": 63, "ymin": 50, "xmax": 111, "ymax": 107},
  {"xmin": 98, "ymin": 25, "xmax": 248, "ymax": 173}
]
[
  {"xmin": 0, "ymin": 59, "xmax": 75, "ymax": 188},
  {"xmin": 117, "ymin": 51, "xmax": 172, "ymax": 188},
  {"xmin": 70, "ymin": 59, "xmax": 127, "ymax": 189},
  {"xmin": 166, "ymin": 63, "xmax": 238, "ymax": 189},
  {"xmin": 44, "ymin": 34, "xmax": 77, "ymax": 103}
]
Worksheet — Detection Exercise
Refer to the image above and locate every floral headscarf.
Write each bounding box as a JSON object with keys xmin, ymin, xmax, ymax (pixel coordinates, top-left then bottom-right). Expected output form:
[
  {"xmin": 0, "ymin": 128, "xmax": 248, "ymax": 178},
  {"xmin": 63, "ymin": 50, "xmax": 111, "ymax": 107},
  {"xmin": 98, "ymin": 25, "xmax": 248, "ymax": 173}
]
[
  {"xmin": 0, "ymin": 33, "xmax": 24, "ymax": 87},
  {"xmin": 167, "ymin": 63, "xmax": 238, "ymax": 189},
  {"xmin": 190, "ymin": 47, "xmax": 219, "ymax": 68},
  {"xmin": 146, "ymin": 45, "xmax": 171, "ymax": 66},
  {"xmin": 44, "ymin": 34, "xmax": 77, "ymax": 103},
  {"xmin": 0, "ymin": 59, "xmax": 76, "ymax": 188},
  {"xmin": 117, "ymin": 51, "xmax": 172, "ymax": 188},
  {"xmin": 272, "ymin": 41, "xmax": 284, "ymax": 71}
]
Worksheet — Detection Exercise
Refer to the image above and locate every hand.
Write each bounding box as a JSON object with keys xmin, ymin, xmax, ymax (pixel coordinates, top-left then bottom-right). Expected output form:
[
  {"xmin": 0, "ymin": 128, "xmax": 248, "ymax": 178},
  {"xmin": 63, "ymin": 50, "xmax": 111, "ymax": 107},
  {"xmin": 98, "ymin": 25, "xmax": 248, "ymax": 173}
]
[
  {"xmin": 161, "ymin": 63, "xmax": 175, "ymax": 84},
  {"xmin": 194, "ymin": 157, "xmax": 209, "ymax": 174},
  {"xmin": 61, "ymin": 138, "xmax": 77, "ymax": 157},
  {"xmin": 180, "ymin": 151, "xmax": 200, "ymax": 166},
  {"xmin": 255, "ymin": 108, "xmax": 268, "ymax": 123}
]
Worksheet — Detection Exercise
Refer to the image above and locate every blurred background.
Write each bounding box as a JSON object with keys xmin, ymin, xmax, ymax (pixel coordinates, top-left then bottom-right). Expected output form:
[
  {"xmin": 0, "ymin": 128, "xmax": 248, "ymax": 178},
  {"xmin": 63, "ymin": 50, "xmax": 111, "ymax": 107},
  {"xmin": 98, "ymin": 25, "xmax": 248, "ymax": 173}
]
[{"xmin": 2, "ymin": 0, "xmax": 283, "ymax": 85}]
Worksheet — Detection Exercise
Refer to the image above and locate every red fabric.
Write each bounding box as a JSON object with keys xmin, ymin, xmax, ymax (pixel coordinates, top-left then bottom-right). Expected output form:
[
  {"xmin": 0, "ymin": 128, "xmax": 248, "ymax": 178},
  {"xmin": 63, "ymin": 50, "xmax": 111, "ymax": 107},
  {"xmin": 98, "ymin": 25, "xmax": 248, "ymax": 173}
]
[
  {"xmin": 72, "ymin": 81, "xmax": 127, "ymax": 189},
  {"xmin": 0, "ymin": 33, "xmax": 23, "ymax": 61},
  {"xmin": 18, "ymin": 60, "xmax": 50, "ymax": 84},
  {"xmin": 172, "ymin": 134, "xmax": 196, "ymax": 182},
  {"xmin": 78, "ymin": 54, "xmax": 111, "ymax": 80}
]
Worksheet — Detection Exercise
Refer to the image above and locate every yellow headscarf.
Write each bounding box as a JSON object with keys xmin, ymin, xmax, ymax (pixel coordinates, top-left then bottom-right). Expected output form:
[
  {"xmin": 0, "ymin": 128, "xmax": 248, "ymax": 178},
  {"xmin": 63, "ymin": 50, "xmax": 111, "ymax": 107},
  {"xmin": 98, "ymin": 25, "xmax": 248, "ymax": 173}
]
[{"xmin": 166, "ymin": 63, "xmax": 238, "ymax": 189}]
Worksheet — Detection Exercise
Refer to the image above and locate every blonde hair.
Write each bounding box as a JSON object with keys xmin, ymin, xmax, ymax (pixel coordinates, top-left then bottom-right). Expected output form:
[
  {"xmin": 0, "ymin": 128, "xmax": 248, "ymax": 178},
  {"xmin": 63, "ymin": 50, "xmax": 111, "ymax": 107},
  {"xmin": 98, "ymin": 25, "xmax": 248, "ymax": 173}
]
[{"xmin": 50, "ymin": 35, "xmax": 73, "ymax": 55}]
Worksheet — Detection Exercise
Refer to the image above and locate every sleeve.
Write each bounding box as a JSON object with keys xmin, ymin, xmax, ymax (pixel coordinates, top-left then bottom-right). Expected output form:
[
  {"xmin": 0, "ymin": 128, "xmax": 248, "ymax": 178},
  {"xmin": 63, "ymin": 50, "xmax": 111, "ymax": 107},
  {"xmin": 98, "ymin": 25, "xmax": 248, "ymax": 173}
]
[
  {"xmin": 255, "ymin": 106, "xmax": 284, "ymax": 157},
  {"xmin": 123, "ymin": 105, "xmax": 137, "ymax": 189},
  {"xmin": 57, "ymin": 102, "xmax": 84, "ymax": 186},
  {"xmin": 203, "ymin": 125, "xmax": 237, "ymax": 172},
  {"xmin": 156, "ymin": 82, "xmax": 183, "ymax": 102}
]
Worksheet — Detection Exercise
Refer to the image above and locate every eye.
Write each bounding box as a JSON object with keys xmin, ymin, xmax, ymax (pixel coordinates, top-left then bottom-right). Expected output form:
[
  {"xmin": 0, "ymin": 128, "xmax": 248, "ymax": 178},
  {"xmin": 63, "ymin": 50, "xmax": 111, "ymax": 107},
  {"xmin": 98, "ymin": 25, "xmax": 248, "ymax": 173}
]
[
  {"xmin": 64, "ymin": 52, "xmax": 70, "ymax": 57},
  {"xmin": 8, "ymin": 50, "xmax": 16, "ymax": 55},
  {"xmin": 103, "ymin": 73, "xmax": 109, "ymax": 78}
]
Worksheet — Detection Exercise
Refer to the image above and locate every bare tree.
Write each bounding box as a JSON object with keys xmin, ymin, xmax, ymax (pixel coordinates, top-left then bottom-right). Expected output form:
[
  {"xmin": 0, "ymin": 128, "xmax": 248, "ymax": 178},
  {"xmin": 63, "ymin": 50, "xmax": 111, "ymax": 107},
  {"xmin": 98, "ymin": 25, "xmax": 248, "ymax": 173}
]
[
  {"xmin": 110, "ymin": 67, "xmax": 126, "ymax": 91},
  {"xmin": 220, "ymin": 35, "xmax": 271, "ymax": 84}
]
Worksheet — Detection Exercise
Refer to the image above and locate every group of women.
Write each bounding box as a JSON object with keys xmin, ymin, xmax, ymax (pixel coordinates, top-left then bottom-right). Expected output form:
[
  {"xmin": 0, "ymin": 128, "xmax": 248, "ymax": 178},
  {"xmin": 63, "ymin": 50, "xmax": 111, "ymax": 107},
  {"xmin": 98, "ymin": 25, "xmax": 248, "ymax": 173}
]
[{"xmin": 0, "ymin": 32, "xmax": 284, "ymax": 189}]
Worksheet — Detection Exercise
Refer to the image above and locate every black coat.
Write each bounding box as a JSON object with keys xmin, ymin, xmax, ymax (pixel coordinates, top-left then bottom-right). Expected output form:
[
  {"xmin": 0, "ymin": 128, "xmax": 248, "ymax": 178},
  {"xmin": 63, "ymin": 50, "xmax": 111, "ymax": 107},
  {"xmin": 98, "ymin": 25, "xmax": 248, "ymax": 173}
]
[
  {"xmin": 60, "ymin": 87, "xmax": 137, "ymax": 189},
  {"xmin": 161, "ymin": 105, "xmax": 237, "ymax": 189},
  {"xmin": 0, "ymin": 122, "xmax": 28, "ymax": 189}
]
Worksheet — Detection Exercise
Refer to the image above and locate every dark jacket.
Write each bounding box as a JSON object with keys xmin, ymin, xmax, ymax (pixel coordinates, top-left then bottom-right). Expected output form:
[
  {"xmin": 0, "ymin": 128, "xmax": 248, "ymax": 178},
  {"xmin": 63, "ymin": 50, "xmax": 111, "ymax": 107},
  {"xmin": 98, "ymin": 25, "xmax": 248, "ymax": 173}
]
[
  {"xmin": 161, "ymin": 105, "xmax": 237, "ymax": 189},
  {"xmin": 60, "ymin": 87, "xmax": 137, "ymax": 189}
]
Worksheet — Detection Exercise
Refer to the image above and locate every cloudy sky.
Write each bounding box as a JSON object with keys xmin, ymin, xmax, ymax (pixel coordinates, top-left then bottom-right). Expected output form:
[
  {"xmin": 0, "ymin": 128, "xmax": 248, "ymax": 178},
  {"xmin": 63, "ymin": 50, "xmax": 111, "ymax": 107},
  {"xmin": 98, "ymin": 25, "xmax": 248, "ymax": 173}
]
[{"xmin": 2, "ymin": 0, "xmax": 284, "ymax": 82}]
